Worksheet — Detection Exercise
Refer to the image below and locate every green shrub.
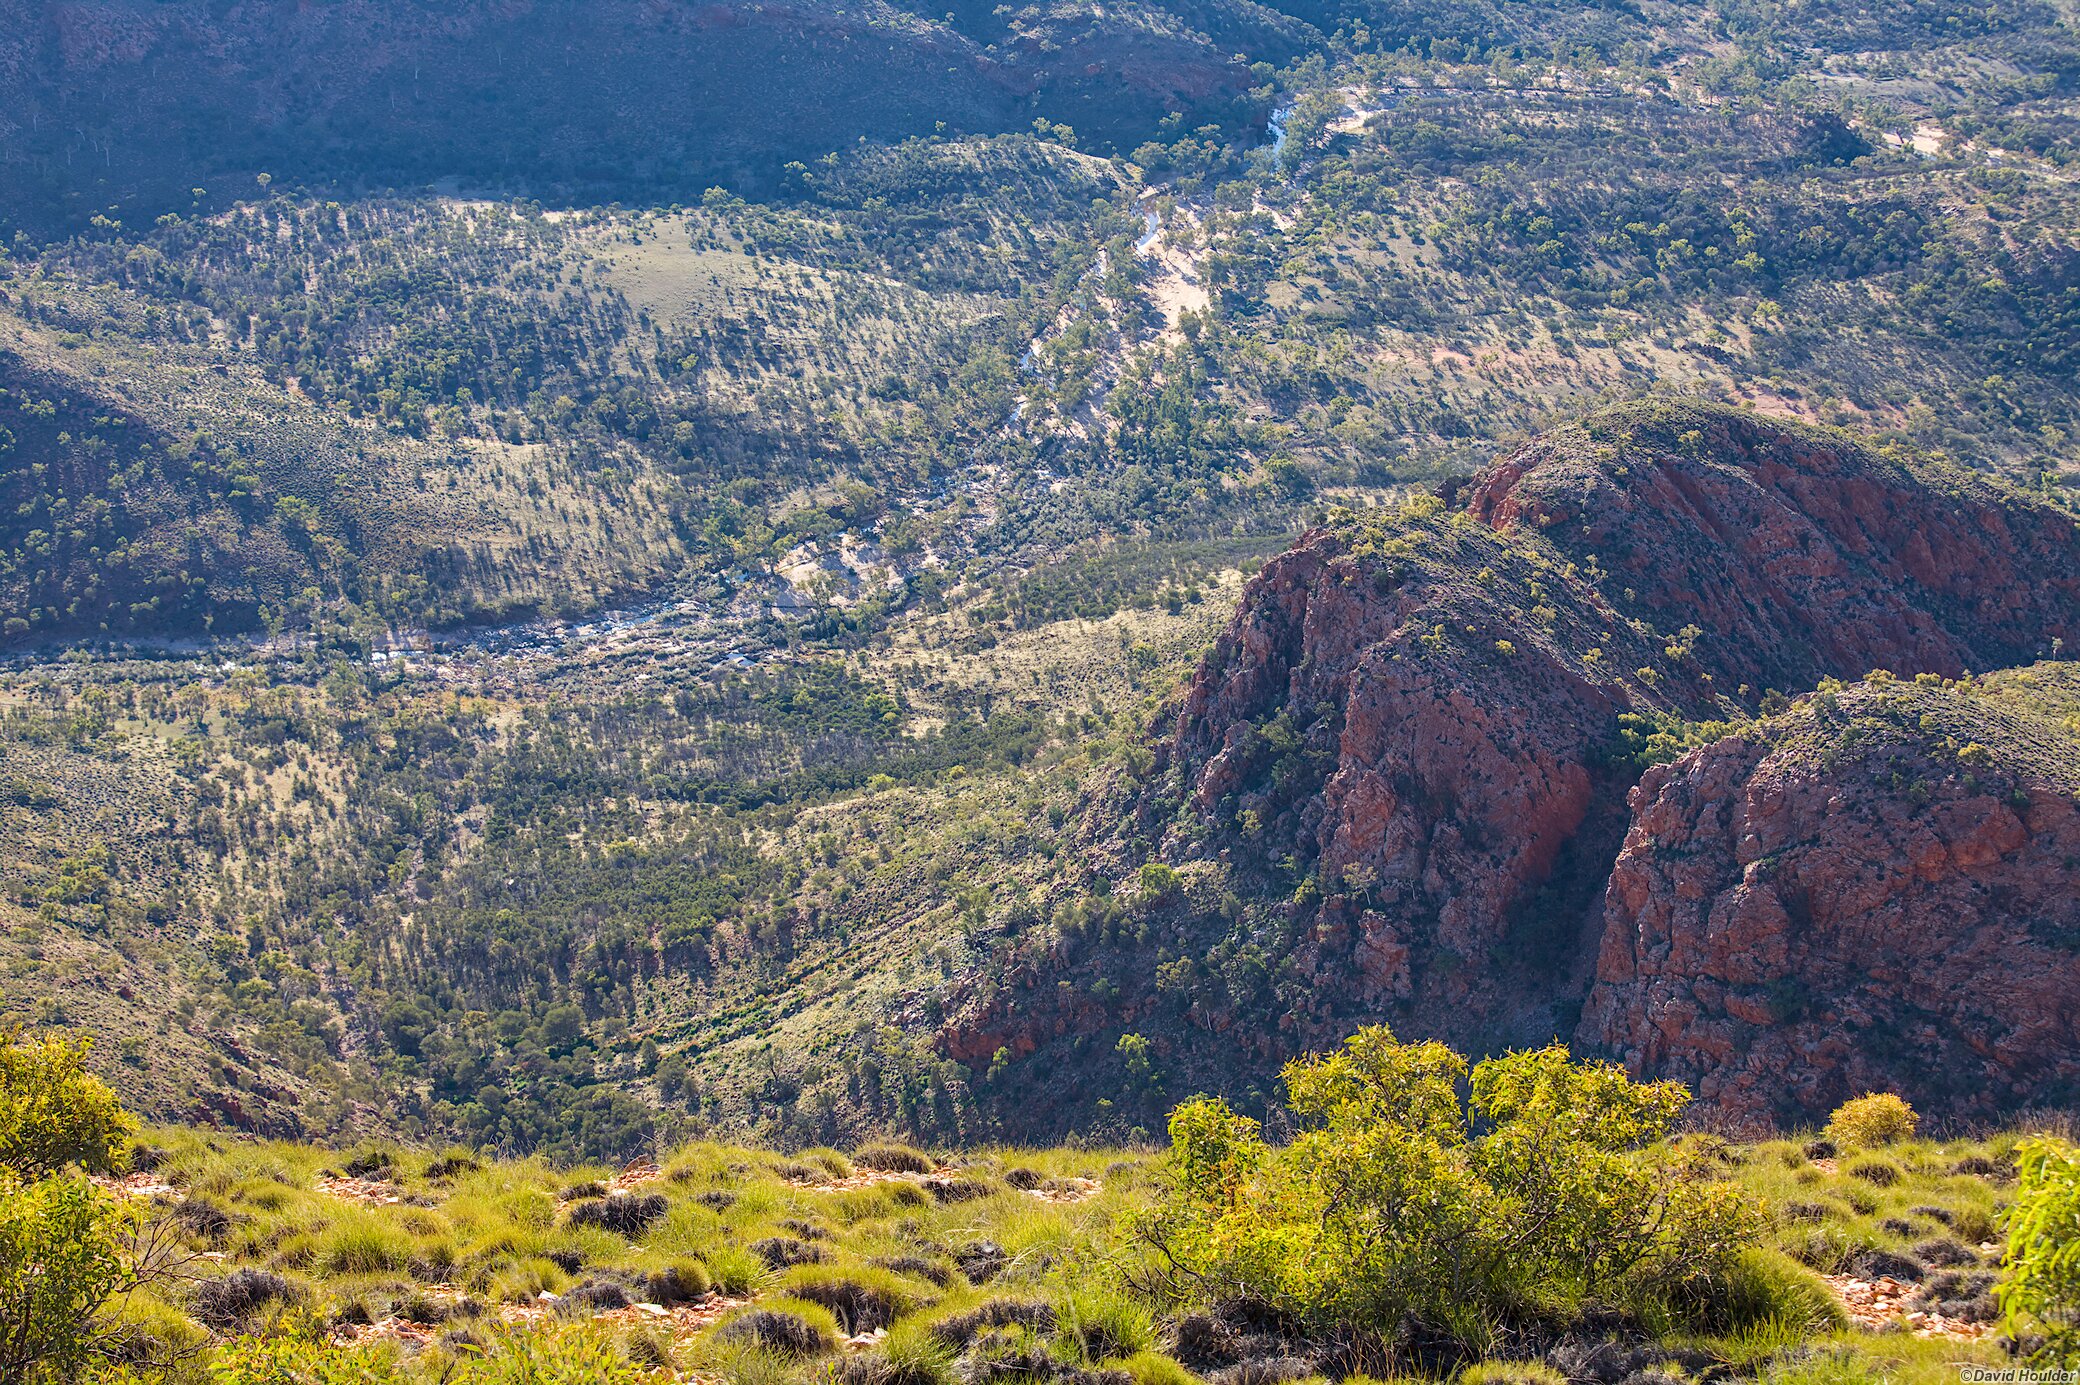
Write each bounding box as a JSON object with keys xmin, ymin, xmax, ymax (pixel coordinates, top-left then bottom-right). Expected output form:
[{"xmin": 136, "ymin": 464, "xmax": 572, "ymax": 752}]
[
  {"xmin": 1999, "ymin": 1138, "xmax": 2080, "ymax": 1366},
  {"xmin": 1755, "ymin": 1347, "xmax": 1887, "ymax": 1385},
  {"xmin": 1132, "ymin": 1027, "xmax": 1760, "ymax": 1339},
  {"xmin": 0, "ymin": 1171, "xmax": 131, "ymax": 1384},
  {"xmin": 1823, "ymin": 1094, "xmax": 1917, "ymax": 1149},
  {"xmin": 641, "ymin": 1259, "xmax": 712, "ymax": 1304},
  {"xmin": 799, "ymin": 1148, "xmax": 855, "ymax": 1180},
  {"xmin": 837, "ymin": 1317, "xmax": 959, "ymax": 1385},
  {"xmin": 702, "ymin": 1244, "xmax": 766, "ymax": 1296},
  {"xmin": 0, "ymin": 1033, "xmax": 134, "ymax": 1178},
  {"xmin": 1693, "ymin": 1248, "xmax": 1846, "ymax": 1336},
  {"xmin": 451, "ymin": 1326, "xmax": 667, "ymax": 1383},
  {"xmin": 192, "ymin": 1268, "xmax": 304, "ymax": 1329},
  {"xmin": 1118, "ymin": 1352, "xmax": 1197, "ymax": 1385},
  {"xmin": 926, "ymin": 1299, "xmax": 1056, "ymax": 1349},
  {"xmin": 1837, "ymin": 1185, "xmax": 1880, "ymax": 1214},
  {"xmin": 209, "ymin": 1324, "xmax": 663, "ymax": 1383},
  {"xmin": 878, "ymin": 1320, "xmax": 960, "ymax": 1385},
  {"xmin": 488, "ymin": 1256, "xmax": 571, "ymax": 1303},
  {"xmin": 1950, "ymin": 1205, "xmax": 2000, "ymax": 1245},
  {"xmin": 1779, "ymin": 1222, "xmax": 1867, "ymax": 1274},
  {"xmin": 702, "ymin": 1342, "xmax": 798, "ymax": 1385},
  {"xmin": 1705, "ymin": 1312, "xmax": 1823, "ymax": 1373},
  {"xmin": 423, "ymin": 1148, "xmax": 484, "ymax": 1181},
  {"xmin": 207, "ymin": 1333, "xmax": 406, "ymax": 1384},
  {"xmin": 104, "ymin": 1288, "xmax": 211, "ymax": 1365},
  {"xmin": 830, "ymin": 1181, "xmax": 930, "ymax": 1223}
]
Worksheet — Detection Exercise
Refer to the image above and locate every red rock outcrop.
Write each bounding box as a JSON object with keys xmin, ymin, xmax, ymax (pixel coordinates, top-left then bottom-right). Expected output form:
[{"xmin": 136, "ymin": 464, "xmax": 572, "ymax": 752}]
[
  {"xmin": 1580, "ymin": 666, "xmax": 2080, "ymax": 1122},
  {"xmin": 944, "ymin": 402, "xmax": 2080, "ymax": 1123},
  {"xmin": 1468, "ymin": 407, "xmax": 2080, "ymax": 691},
  {"xmin": 1154, "ymin": 401, "xmax": 2080, "ymax": 1050}
]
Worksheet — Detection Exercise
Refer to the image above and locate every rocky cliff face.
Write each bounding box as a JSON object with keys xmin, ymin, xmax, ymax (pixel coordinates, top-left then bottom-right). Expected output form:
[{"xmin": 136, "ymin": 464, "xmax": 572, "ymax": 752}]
[
  {"xmin": 946, "ymin": 402, "xmax": 2080, "ymax": 1127},
  {"xmin": 1156, "ymin": 401, "xmax": 2080, "ymax": 1050},
  {"xmin": 1580, "ymin": 665, "xmax": 2080, "ymax": 1126},
  {"xmin": 1466, "ymin": 407, "xmax": 2080, "ymax": 690}
]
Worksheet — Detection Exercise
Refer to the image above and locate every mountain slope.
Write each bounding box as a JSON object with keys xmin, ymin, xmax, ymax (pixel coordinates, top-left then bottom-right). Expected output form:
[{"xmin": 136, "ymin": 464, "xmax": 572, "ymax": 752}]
[
  {"xmin": 0, "ymin": 323, "xmax": 689, "ymax": 644},
  {"xmin": 0, "ymin": 0, "xmax": 1288, "ymax": 231}
]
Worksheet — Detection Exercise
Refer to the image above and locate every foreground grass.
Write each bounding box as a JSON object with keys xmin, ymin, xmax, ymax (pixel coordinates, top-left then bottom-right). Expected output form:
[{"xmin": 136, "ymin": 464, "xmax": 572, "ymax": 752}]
[{"xmin": 85, "ymin": 1122, "xmax": 2036, "ymax": 1385}]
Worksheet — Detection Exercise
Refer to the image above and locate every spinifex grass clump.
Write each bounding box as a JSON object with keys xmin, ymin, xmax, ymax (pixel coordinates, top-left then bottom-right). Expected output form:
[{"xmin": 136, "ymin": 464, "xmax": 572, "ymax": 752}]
[
  {"xmin": 209, "ymin": 1322, "xmax": 669, "ymax": 1384},
  {"xmin": 1128, "ymin": 1026, "xmax": 1764, "ymax": 1346}
]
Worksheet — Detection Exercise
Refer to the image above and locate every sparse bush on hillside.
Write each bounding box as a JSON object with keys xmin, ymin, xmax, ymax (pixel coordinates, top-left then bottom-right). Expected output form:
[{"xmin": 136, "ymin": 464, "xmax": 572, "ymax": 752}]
[
  {"xmin": 1825, "ymin": 1094, "xmax": 1919, "ymax": 1149},
  {"xmin": 1130, "ymin": 1027, "xmax": 1761, "ymax": 1341},
  {"xmin": 2000, "ymin": 1138, "xmax": 2080, "ymax": 1366}
]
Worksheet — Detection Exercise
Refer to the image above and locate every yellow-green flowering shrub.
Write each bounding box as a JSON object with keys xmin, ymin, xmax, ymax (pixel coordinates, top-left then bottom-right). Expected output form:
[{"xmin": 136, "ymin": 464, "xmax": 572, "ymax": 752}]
[
  {"xmin": 1823, "ymin": 1093, "xmax": 1918, "ymax": 1149},
  {"xmin": 0, "ymin": 1032, "xmax": 134, "ymax": 1178},
  {"xmin": 1131, "ymin": 1026, "xmax": 1761, "ymax": 1340}
]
